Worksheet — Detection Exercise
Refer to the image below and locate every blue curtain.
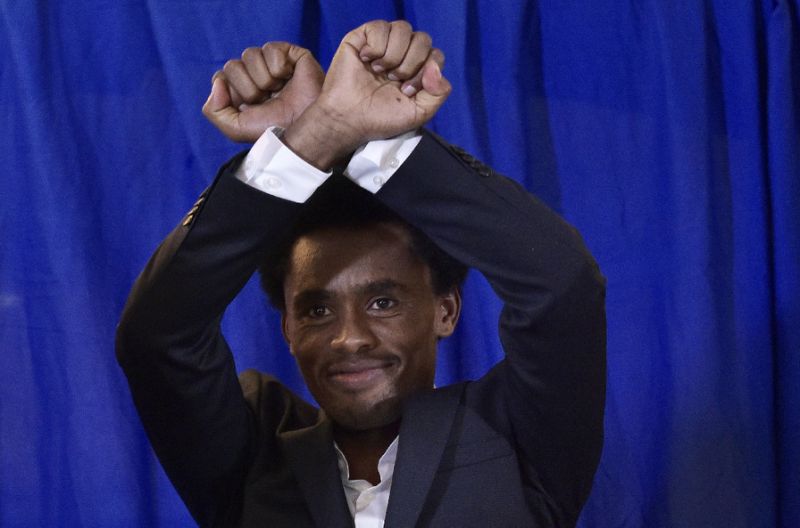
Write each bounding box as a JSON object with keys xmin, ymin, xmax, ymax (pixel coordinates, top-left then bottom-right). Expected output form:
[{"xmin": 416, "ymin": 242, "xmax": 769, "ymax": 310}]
[{"xmin": 2, "ymin": 1, "xmax": 797, "ymax": 526}]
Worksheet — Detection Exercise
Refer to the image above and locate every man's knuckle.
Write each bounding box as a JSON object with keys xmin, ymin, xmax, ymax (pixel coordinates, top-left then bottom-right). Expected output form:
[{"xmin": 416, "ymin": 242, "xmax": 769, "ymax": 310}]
[
  {"xmin": 241, "ymin": 47, "xmax": 261, "ymax": 62},
  {"xmin": 393, "ymin": 20, "xmax": 412, "ymax": 32},
  {"xmin": 222, "ymin": 59, "xmax": 241, "ymax": 74},
  {"xmin": 270, "ymin": 61, "xmax": 291, "ymax": 78},
  {"xmin": 366, "ymin": 19, "xmax": 390, "ymax": 35},
  {"xmin": 262, "ymin": 43, "xmax": 283, "ymax": 62},
  {"xmin": 261, "ymin": 41, "xmax": 279, "ymax": 53},
  {"xmin": 416, "ymin": 32, "xmax": 432, "ymax": 46},
  {"xmin": 262, "ymin": 47, "xmax": 291, "ymax": 74}
]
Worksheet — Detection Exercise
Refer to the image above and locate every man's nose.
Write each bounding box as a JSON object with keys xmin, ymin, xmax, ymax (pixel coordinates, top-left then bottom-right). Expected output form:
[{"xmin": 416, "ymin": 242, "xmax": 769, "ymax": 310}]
[{"xmin": 330, "ymin": 309, "xmax": 377, "ymax": 354}]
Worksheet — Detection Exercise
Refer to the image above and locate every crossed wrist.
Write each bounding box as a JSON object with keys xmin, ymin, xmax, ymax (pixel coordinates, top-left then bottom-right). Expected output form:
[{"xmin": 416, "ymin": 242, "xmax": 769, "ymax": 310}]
[{"xmin": 282, "ymin": 101, "xmax": 363, "ymax": 171}]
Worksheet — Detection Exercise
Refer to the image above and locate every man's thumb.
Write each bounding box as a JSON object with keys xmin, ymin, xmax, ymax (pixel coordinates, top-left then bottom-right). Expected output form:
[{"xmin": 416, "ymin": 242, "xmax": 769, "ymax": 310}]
[
  {"xmin": 202, "ymin": 76, "xmax": 247, "ymax": 141},
  {"xmin": 204, "ymin": 76, "xmax": 232, "ymax": 113},
  {"xmin": 416, "ymin": 60, "xmax": 451, "ymax": 112}
]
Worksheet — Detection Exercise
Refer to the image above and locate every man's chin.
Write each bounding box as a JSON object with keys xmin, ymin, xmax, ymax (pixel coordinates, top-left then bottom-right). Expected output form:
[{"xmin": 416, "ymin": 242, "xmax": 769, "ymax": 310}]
[{"xmin": 324, "ymin": 394, "xmax": 403, "ymax": 432}]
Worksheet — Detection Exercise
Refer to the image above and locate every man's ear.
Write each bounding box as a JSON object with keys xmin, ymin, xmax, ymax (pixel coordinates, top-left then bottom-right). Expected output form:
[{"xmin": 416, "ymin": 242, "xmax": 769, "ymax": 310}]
[{"xmin": 434, "ymin": 288, "xmax": 461, "ymax": 338}]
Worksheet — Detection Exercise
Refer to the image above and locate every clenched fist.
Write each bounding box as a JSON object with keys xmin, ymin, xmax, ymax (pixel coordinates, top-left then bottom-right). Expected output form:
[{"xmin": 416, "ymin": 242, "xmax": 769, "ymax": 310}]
[
  {"xmin": 283, "ymin": 20, "xmax": 451, "ymax": 169},
  {"xmin": 202, "ymin": 42, "xmax": 324, "ymax": 142}
]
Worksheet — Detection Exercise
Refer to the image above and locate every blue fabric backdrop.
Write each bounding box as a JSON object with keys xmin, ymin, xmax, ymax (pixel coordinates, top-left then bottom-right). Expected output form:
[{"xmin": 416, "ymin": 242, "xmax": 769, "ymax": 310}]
[{"xmin": 1, "ymin": 1, "xmax": 798, "ymax": 526}]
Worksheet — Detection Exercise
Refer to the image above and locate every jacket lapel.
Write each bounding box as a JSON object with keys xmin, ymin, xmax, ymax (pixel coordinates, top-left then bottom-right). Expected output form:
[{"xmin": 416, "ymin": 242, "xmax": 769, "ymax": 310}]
[
  {"xmin": 279, "ymin": 416, "xmax": 354, "ymax": 528},
  {"xmin": 384, "ymin": 384, "xmax": 463, "ymax": 528}
]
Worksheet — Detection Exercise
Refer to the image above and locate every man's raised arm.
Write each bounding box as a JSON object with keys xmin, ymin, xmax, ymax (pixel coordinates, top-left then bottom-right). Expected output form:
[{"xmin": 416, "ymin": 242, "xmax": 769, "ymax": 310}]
[
  {"xmin": 115, "ymin": 43, "xmax": 326, "ymax": 525},
  {"xmin": 375, "ymin": 134, "xmax": 607, "ymax": 525}
]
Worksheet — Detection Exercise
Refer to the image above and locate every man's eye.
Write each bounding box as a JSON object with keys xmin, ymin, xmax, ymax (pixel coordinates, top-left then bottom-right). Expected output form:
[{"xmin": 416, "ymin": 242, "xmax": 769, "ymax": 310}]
[
  {"xmin": 370, "ymin": 298, "xmax": 396, "ymax": 310},
  {"xmin": 308, "ymin": 305, "xmax": 331, "ymax": 318}
]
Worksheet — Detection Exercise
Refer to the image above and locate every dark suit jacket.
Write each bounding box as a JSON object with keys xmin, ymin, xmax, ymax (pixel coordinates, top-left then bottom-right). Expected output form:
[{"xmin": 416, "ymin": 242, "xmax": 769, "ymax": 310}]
[{"xmin": 116, "ymin": 130, "xmax": 606, "ymax": 527}]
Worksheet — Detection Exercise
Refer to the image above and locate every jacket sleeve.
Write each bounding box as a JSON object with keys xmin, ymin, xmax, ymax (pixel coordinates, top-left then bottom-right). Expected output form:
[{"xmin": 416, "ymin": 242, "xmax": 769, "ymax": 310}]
[
  {"xmin": 115, "ymin": 152, "xmax": 303, "ymax": 526},
  {"xmin": 375, "ymin": 130, "xmax": 606, "ymax": 525}
]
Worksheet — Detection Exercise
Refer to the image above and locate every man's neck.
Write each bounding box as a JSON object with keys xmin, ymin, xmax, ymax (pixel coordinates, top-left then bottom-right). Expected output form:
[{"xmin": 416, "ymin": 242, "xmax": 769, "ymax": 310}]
[{"xmin": 334, "ymin": 421, "xmax": 400, "ymax": 485}]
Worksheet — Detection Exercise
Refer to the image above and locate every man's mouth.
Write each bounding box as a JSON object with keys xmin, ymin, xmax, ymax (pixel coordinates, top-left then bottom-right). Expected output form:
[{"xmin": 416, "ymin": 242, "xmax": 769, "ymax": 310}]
[{"xmin": 326, "ymin": 359, "xmax": 397, "ymax": 391}]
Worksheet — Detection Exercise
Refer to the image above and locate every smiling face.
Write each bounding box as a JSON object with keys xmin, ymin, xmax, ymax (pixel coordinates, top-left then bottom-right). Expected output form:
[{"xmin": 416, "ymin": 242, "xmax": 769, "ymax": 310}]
[{"xmin": 281, "ymin": 222, "xmax": 460, "ymax": 431}]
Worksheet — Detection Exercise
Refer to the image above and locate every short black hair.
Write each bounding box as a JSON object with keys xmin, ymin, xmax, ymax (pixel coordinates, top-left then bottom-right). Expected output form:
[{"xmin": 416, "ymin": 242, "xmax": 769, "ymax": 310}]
[{"xmin": 259, "ymin": 175, "xmax": 467, "ymax": 310}]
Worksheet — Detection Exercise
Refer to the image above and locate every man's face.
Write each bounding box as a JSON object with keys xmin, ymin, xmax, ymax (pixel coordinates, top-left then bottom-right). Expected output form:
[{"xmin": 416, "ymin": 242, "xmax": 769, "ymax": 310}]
[{"xmin": 281, "ymin": 222, "xmax": 460, "ymax": 431}]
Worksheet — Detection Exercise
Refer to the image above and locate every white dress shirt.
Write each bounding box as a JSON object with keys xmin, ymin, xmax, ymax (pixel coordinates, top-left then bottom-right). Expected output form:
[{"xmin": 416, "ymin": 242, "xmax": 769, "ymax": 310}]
[{"xmin": 335, "ymin": 438, "xmax": 399, "ymax": 528}]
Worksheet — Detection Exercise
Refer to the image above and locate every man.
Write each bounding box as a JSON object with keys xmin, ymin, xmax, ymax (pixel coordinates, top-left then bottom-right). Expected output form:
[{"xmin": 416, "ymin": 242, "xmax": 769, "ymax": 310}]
[{"xmin": 116, "ymin": 20, "xmax": 606, "ymax": 528}]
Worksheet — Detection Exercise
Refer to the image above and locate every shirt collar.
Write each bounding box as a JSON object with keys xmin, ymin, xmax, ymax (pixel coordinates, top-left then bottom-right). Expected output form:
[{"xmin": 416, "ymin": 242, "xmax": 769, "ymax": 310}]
[{"xmin": 334, "ymin": 436, "xmax": 399, "ymax": 490}]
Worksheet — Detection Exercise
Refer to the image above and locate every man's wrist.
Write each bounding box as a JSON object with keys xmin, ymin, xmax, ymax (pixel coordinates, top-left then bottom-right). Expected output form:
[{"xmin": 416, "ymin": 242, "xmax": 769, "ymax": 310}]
[{"xmin": 282, "ymin": 102, "xmax": 361, "ymax": 171}]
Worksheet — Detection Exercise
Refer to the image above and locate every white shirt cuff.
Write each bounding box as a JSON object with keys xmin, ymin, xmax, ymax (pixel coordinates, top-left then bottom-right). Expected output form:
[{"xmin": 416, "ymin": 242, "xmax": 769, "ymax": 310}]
[
  {"xmin": 234, "ymin": 126, "xmax": 331, "ymax": 203},
  {"xmin": 235, "ymin": 127, "xmax": 422, "ymax": 201},
  {"xmin": 345, "ymin": 131, "xmax": 422, "ymax": 193}
]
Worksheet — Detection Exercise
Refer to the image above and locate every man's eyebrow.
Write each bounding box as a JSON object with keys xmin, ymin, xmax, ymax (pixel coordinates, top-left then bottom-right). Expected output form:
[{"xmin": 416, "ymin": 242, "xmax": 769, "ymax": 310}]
[
  {"xmin": 291, "ymin": 280, "xmax": 409, "ymax": 307},
  {"xmin": 291, "ymin": 289, "xmax": 332, "ymax": 307},
  {"xmin": 357, "ymin": 279, "xmax": 409, "ymax": 296}
]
